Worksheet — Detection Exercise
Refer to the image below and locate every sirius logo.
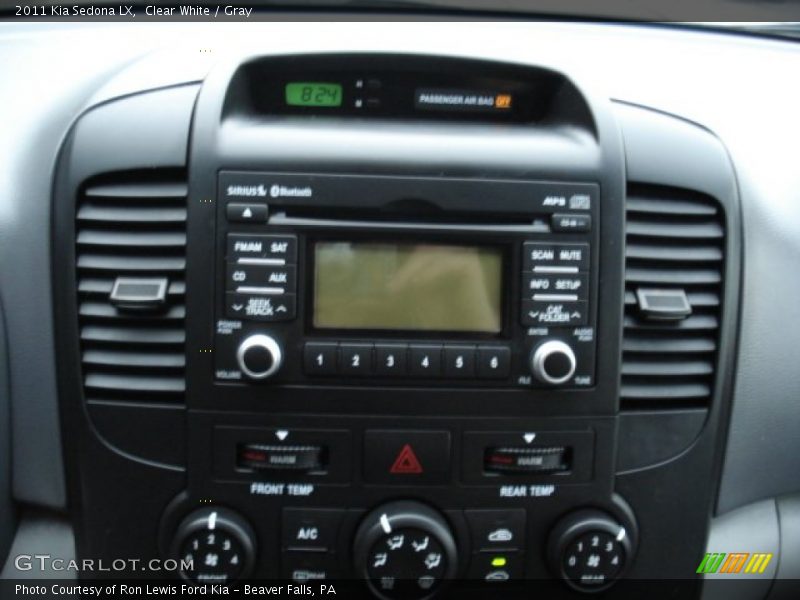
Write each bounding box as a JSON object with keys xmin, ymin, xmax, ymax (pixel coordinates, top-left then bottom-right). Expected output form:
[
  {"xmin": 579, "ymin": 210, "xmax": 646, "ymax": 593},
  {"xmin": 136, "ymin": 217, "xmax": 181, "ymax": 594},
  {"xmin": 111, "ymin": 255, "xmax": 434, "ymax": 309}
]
[{"xmin": 227, "ymin": 184, "xmax": 267, "ymax": 197}]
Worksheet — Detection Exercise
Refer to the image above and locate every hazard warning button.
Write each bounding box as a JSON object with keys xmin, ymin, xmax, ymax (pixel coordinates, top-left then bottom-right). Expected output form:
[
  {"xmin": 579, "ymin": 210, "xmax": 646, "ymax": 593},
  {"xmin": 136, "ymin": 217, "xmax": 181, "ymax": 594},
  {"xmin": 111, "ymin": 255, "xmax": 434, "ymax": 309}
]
[{"xmin": 363, "ymin": 430, "xmax": 451, "ymax": 484}]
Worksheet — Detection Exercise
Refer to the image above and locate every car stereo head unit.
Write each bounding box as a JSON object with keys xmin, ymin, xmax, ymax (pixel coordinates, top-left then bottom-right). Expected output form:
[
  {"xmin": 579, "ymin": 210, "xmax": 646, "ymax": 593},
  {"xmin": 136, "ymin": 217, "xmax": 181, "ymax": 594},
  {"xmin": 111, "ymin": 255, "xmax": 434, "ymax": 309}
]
[{"xmin": 213, "ymin": 172, "xmax": 599, "ymax": 389}]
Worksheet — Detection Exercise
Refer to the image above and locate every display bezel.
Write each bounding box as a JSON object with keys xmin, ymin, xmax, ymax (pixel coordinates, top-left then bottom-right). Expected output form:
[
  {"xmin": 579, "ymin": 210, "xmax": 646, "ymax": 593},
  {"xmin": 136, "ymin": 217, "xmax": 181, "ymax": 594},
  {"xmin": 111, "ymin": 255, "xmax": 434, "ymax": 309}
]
[{"xmin": 305, "ymin": 235, "xmax": 512, "ymax": 340}]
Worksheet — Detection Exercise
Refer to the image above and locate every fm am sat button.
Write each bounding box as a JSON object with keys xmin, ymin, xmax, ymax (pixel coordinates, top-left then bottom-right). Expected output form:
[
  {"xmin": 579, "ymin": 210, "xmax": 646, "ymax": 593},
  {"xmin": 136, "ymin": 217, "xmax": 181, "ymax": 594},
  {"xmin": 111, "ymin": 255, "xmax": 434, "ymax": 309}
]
[
  {"xmin": 227, "ymin": 234, "xmax": 297, "ymax": 262},
  {"xmin": 465, "ymin": 509, "xmax": 526, "ymax": 552},
  {"xmin": 522, "ymin": 300, "xmax": 587, "ymax": 326},
  {"xmin": 226, "ymin": 292, "xmax": 296, "ymax": 321},
  {"xmin": 281, "ymin": 508, "xmax": 345, "ymax": 552},
  {"xmin": 226, "ymin": 202, "xmax": 268, "ymax": 223},
  {"xmin": 363, "ymin": 430, "xmax": 451, "ymax": 484}
]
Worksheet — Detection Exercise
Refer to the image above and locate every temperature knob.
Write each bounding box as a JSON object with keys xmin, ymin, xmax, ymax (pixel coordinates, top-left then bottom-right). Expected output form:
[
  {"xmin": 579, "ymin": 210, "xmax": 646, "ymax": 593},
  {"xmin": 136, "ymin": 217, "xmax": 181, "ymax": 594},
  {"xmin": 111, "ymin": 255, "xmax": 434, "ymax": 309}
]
[
  {"xmin": 530, "ymin": 340, "xmax": 576, "ymax": 385},
  {"xmin": 547, "ymin": 509, "xmax": 635, "ymax": 592},
  {"xmin": 170, "ymin": 507, "xmax": 256, "ymax": 583},
  {"xmin": 236, "ymin": 334, "xmax": 283, "ymax": 379},
  {"xmin": 353, "ymin": 501, "xmax": 458, "ymax": 600}
]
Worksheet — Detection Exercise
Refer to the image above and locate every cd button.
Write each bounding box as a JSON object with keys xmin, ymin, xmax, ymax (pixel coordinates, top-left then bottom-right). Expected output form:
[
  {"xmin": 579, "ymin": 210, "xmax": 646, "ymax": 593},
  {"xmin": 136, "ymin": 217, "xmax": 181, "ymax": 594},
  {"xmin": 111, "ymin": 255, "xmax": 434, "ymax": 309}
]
[
  {"xmin": 375, "ymin": 344, "xmax": 408, "ymax": 376},
  {"xmin": 444, "ymin": 345, "xmax": 476, "ymax": 378},
  {"xmin": 340, "ymin": 344, "xmax": 374, "ymax": 376},
  {"xmin": 409, "ymin": 345, "xmax": 443, "ymax": 377},
  {"xmin": 227, "ymin": 263, "xmax": 296, "ymax": 291},
  {"xmin": 476, "ymin": 346, "xmax": 511, "ymax": 379}
]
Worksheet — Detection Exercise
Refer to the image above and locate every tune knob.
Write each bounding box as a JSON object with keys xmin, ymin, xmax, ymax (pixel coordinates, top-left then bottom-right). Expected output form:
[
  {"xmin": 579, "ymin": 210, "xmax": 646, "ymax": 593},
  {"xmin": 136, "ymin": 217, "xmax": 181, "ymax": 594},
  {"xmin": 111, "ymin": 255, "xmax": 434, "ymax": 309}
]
[
  {"xmin": 236, "ymin": 334, "xmax": 283, "ymax": 379},
  {"xmin": 170, "ymin": 507, "xmax": 256, "ymax": 583},
  {"xmin": 530, "ymin": 340, "xmax": 576, "ymax": 385},
  {"xmin": 353, "ymin": 501, "xmax": 458, "ymax": 600},
  {"xmin": 547, "ymin": 509, "xmax": 635, "ymax": 592}
]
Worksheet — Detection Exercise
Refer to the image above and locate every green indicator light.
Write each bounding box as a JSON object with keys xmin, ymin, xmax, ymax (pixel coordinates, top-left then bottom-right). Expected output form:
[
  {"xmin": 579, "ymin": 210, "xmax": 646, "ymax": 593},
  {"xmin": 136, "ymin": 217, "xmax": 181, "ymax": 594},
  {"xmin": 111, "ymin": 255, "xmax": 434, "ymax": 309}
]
[{"xmin": 491, "ymin": 557, "xmax": 507, "ymax": 567}]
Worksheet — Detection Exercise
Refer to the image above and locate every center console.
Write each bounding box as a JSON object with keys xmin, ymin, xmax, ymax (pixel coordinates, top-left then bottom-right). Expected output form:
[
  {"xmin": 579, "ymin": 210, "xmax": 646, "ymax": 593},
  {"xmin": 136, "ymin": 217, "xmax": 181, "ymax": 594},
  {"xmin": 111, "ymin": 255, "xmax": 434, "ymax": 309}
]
[{"xmin": 52, "ymin": 51, "xmax": 738, "ymax": 599}]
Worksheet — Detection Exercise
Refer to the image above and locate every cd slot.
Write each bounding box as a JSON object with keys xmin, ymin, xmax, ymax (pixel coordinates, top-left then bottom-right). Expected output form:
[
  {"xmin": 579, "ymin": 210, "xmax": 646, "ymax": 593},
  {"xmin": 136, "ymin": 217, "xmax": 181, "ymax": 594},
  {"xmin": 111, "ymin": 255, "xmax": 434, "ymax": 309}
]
[{"xmin": 268, "ymin": 212, "xmax": 550, "ymax": 233}]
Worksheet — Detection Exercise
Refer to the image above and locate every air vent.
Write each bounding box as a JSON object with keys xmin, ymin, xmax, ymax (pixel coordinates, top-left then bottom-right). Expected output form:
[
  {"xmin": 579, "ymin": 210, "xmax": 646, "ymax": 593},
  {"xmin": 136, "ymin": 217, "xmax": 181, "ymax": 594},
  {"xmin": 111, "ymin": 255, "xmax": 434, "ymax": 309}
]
[
  {"xmin": 76, "ymin": 172, "xmax": 187, "ymax": 405},
  {"xmin": 621, "ymin": 185, "xmax": 725, "ymax": 408}
]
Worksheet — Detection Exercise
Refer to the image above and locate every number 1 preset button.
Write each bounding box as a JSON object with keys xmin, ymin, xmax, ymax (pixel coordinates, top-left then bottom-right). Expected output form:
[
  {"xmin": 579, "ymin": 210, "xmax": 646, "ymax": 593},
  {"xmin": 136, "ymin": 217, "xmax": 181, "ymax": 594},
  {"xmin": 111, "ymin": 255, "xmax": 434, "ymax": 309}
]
[{"xmin": 303, "ymin": 342, "xmax": 338, "ymax": 375}]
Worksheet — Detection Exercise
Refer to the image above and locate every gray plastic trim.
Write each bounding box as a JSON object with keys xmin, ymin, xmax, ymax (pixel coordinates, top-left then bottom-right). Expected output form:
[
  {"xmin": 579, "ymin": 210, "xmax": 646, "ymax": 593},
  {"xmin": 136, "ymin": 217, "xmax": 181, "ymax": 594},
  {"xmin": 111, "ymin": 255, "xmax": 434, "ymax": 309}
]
[{"xmin": 0, "ymin": 511, "xmax": 75, "ymax": 580}]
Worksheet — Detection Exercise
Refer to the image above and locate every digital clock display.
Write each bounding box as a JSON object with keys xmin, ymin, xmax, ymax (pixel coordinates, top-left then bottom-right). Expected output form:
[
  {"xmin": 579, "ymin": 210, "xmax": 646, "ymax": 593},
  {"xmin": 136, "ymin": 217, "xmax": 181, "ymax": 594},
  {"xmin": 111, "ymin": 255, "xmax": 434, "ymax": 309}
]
[{"xmin": 285, "ymin": 82, "xmax": 343, "ymax": 107}]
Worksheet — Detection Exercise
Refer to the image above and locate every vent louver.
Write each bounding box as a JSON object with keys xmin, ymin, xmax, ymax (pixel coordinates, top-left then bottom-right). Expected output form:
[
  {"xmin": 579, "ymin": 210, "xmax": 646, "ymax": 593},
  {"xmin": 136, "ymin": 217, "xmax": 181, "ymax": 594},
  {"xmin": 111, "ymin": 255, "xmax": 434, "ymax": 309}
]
[
  {"xmin": 76, "ymin": 172, "xmax": 187, "ymax": 405},
  {"xmin": 621, "ymin": 185, "xmax": 725, "ymax": 408}
]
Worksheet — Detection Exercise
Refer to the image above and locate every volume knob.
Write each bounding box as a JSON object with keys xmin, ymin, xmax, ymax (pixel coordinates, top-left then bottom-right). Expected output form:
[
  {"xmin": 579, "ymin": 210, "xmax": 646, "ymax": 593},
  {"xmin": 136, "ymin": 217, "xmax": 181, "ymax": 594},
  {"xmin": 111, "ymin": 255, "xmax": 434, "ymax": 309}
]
[
  {"xmin": 530, "ymin": 340, "xmax": 576, "ymax": 385},
  {"xmin": 236, "ymin": 334, "xmax": 283, "ymax": 380}
]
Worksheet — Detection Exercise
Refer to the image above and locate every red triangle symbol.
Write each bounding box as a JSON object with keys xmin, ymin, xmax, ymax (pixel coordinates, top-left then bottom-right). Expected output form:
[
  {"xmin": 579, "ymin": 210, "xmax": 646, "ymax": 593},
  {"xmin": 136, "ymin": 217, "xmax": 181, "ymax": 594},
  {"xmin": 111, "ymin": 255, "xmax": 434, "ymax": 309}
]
[{"xmin": 389, "ymin": 444, "xmax": 424, "ymax": 474}]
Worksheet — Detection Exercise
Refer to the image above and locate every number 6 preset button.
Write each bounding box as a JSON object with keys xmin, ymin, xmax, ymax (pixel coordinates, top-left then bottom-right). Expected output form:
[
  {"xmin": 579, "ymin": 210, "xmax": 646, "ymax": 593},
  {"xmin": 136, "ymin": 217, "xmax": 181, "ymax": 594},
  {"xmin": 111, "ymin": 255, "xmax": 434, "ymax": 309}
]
[{"xmin": 339, "ymin": 343, "xmax": 374, "ymax": 376}]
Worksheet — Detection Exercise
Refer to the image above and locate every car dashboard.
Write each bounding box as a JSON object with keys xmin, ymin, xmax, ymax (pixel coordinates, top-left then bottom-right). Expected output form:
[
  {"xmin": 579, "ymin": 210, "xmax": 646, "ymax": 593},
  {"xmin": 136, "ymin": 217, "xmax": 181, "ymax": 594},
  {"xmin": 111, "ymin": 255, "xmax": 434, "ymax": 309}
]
[{"xmin": 0, "ymin": 20, "xmax": 799, "ymax": 600}]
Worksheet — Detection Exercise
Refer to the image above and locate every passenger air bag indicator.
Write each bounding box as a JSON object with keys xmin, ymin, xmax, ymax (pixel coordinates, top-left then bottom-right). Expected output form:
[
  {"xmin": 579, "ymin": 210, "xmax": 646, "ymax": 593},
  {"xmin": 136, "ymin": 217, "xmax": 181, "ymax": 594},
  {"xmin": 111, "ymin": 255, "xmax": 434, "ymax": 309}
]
[{"xmin": 415, "ymin": 89, "xmax": 513, "ymax": 112}]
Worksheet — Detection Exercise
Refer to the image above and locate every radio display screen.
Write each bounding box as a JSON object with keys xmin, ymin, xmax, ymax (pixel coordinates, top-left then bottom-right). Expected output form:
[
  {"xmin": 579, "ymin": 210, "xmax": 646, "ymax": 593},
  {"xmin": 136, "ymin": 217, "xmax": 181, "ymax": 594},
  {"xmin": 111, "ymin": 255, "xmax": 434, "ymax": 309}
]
[{"xmin": 313, "ymin": 242, "xmax": 503, "ymax": 333}]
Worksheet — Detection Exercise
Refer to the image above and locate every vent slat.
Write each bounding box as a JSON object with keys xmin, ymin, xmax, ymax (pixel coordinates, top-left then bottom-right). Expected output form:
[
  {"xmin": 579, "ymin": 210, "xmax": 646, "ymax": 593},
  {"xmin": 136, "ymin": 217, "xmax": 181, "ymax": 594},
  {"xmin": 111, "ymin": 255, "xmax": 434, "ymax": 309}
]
[
  {"xmin": 622, "ymin": 336, "xmax": 716, "ymax": 354},
  {"xmin": 624, "ymin": 314, "xmax": 718, "ymax": 331},
  {"xmin": 625, "ymin": 266, "xmax": 721, "ymax": 285},
  {"xmin": 76, "ymin": 174, "xmax": 187, "ymax": 406},
  {"xmin": 77, "ymin": 254, "xmax": 185, "ymax": 272},
  {"xmin": 77, "ymin": 204, "xmax": 187, "ymax": 223},
  {"xmin": 621, "ymin": 359, "xmax": 714, "ymax": 377},
  {"xmin": 624, "ymin": 290, "xmax": 719, "ymax": 307},
  {"xmin": 626, "ymin": 219, "xmax": 723, "ymax": 239},
  {"xmin": 84, "ymin": 182, "xmax": 188, "ymax": 199},
  {"xmin": 77, "ymin": 229, "xmax": 186, "ymax": 247},
  {"xmin": 84, "ymin": 372, "xmax": 185, "ymax": 393},
  {"xmin": 621, "ymin": 382, "xmax": 711, "ymax": 400},
  {"xmin": 622, "ymin": 186, "xmax": 724, "ymax": 409},
  {"xmin": 626, "ymin": 243, "xmax": 723, "ymax": 262},
  {"xmin": 627, "ymin": 196, "xmax": 718, "ymax": 216},
  {"xmin": 83, "ymin": 349, "xmax": 185, "ymax": 368},
  {"xmin": 78, "ymin": 278, "xmax": 185, "ymax": 296},
  {"xmin": 79, "ymin": 301, "xmax": 185, "ymax": 320},
  {"xmin": 81, "ymin": 325, "xmax": 185, "ymax": 344}
]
